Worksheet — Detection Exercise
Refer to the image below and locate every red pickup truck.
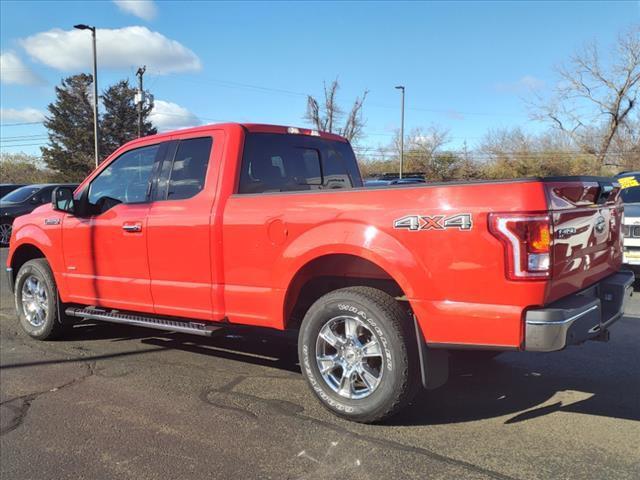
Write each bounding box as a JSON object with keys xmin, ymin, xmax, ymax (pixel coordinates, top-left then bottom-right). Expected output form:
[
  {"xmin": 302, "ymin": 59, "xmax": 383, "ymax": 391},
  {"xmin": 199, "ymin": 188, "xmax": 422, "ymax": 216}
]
[{"xmin": 5, "ymin": 123, "xmax": 633, "ymax": 422}]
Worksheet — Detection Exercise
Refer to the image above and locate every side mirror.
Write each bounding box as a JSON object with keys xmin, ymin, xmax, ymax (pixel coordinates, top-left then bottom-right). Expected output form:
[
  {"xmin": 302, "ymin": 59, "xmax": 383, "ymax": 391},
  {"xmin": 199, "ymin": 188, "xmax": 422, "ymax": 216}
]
[{"xmin": 52, "ymin": 186, "xmax": 75, "ymax": 215}]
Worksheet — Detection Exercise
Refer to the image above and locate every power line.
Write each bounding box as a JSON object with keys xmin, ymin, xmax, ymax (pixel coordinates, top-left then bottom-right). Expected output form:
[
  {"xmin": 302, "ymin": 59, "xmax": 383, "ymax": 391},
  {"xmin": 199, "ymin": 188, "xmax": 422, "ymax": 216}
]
[
  {"xmin": 0, "ymin": 121, "xmax": 46, "ymax": 127},
  {"xmin": 0, "ymin": 134, "xmax": 48, "ymax": 141},
  {"xmin": 0, "ymin": 142, "xmax": 47, "ymax": 148}
]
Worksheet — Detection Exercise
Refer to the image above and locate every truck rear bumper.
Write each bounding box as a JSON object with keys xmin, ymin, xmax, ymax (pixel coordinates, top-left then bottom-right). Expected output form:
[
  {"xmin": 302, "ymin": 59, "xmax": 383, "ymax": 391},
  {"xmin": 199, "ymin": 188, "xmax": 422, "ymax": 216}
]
[{"xmin": 524, "ymin": 271, "xmax": 634, "ymax": 352}]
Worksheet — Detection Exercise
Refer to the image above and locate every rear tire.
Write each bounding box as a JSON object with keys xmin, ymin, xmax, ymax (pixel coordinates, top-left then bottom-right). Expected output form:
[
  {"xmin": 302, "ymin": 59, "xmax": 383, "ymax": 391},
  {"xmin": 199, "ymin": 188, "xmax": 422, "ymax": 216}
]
[
  {"xmin": 298, "ymin": 287, "xmax": 419, "ymax": 423},
  {"xmin": 14, "ymin": 258, "xmax": 70, "ymax": 340}
]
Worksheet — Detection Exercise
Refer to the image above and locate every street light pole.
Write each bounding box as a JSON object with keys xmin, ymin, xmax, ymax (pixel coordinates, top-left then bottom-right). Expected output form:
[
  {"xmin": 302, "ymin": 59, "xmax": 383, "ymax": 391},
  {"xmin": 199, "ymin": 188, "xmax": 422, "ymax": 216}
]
[
  {"xmin": 74, "ymin": 24, "xmax": 99, "ymax": 168},
  {"xmin": 395, "ymin": 85, "xmax": 405, "ymax": 179}
]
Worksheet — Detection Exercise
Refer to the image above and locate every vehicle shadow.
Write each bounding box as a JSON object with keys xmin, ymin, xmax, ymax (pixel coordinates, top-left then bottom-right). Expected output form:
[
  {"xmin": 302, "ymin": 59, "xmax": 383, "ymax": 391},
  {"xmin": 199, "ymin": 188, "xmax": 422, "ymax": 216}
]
[
  {"xmin": 68, "ymin": 320, "xmax": 301, "ymax": 374},
  {"xmin": 60, "ymin": 319, "xmax": 640, "ymax": 426},
  {"xmin": 391, "ymin": 348, "xmax": 640, "ymax": 426}
]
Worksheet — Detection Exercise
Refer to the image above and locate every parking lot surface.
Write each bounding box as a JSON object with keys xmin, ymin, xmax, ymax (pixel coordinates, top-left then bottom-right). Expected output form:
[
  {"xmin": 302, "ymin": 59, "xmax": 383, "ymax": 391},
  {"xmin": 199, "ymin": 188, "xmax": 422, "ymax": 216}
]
[{"xmin": 1, "ymin": 248, "xmax": 639, "ymax": 479}]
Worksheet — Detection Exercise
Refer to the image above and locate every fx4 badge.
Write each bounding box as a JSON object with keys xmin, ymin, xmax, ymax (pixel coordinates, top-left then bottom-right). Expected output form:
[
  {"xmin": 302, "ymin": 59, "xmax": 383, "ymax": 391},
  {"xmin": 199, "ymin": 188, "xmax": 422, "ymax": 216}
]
[{"xmin": 393, "ymin": 214, "xmax": 472, "ymax": 231}]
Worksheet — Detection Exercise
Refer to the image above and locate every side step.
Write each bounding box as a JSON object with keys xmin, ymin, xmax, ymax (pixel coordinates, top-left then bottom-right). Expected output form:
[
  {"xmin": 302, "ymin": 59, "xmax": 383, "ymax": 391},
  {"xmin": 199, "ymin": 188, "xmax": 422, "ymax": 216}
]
[{"xmin": 65, "ymin": 307, "xmax": 221, "ymax": 337}]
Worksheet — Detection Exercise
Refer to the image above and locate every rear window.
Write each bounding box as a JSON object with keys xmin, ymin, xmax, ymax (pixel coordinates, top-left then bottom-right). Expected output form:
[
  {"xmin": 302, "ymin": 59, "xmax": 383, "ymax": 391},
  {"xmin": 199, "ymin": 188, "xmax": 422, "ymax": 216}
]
[
  {"xmin": 238, "ymin": 133, "xmax": 362, "ymax": 194},
  {"xmin": 621, "ymin": 186, "xmax": 640, "ymax": 203}
]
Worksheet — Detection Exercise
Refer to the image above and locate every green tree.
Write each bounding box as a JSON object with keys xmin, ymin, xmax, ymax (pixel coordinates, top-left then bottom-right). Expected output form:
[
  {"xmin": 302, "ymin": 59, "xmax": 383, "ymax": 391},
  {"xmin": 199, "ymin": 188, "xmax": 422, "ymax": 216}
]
[
  {"xmin": 101, "ymin": 79, "xmax": 156, "ymax": 157},
  {"xmin": 42, "ymin": 75, "xmax": 158, "ymax": 181},
  {"xmin": 41, "ymin": 74, "xmax": 96, "ymax": 181}
]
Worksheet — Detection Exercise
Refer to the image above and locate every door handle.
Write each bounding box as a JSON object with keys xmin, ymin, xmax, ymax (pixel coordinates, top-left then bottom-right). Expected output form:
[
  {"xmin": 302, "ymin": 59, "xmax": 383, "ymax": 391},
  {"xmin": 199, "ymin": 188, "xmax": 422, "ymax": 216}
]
[{"xmin": 122, "ymin": 223, "xmax": 142, "ymax": 233}]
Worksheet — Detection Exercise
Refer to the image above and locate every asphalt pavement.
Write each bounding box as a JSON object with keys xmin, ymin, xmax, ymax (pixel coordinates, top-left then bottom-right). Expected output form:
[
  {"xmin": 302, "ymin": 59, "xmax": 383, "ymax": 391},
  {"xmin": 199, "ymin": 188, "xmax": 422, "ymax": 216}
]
[{"xmin": 1, "ymin": 247, "xmax": 639, "ymax": 479}]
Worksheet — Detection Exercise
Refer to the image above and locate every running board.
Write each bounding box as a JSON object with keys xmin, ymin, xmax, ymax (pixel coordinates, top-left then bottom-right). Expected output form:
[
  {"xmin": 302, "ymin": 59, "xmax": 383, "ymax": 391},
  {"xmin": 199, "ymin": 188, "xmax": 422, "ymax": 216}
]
[{"xmin": 65, "ymin": 307, "xmax": 221, "ymax": 337}]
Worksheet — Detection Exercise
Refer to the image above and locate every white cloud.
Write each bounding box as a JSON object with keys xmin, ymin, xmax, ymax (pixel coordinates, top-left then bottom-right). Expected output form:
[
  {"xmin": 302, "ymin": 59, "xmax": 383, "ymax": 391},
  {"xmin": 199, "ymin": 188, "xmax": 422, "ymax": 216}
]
[
  {"xmin": 113, "ymin": 0, "xmax": 157, "ymax": 21},
  {"xmin": 0, "ymin": 51, "xmax": 43, "ymax": 85},
  {"xmin": 0, "ymin": 107, "xmax": 46, "ymax": 123},
  {"xmin": 149, "ymin": 100, "xmax": 200, "ymax": 131},
  {"xmin": 495, "ymin": 75, "xmax": 545, "ymax": 93},
  {"xmin": 21, "ymin": 26, "xmax": 201, "ymax": 75}
]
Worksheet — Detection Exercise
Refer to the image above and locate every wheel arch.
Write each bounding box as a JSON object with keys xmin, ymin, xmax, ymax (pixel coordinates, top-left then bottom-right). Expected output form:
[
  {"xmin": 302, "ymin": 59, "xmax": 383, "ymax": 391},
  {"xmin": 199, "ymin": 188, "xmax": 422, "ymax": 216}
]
[
  {"xmin": 283, "ymin": 252, "xmax": 414, "ymax": 330},
  {"xmin": 9, "ymin": 243, "xmax": 47, "ymax": 282}
]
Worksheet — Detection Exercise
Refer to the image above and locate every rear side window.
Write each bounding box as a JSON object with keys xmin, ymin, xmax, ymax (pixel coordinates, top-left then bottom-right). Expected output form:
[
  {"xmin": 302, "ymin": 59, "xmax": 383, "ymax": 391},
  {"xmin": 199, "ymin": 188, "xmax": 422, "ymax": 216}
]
[
  {"xmin": 167, "ymin": 137, "xmax": 213, "ymax": 200},
  {"xmin": 238, "ymin": 133, "xmax": 362, "ymax": 194}
]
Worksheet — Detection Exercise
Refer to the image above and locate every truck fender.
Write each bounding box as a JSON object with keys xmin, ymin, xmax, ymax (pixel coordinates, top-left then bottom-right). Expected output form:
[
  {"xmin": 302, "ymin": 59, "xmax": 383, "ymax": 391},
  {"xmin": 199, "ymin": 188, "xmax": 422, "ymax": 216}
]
[
  {"xmin": 9, "ymin": 224, "xmax": 68, "ymax": 298},
  {"xmin": 276, "ymin": 221, "xmax": 427, "ymax": 297}
]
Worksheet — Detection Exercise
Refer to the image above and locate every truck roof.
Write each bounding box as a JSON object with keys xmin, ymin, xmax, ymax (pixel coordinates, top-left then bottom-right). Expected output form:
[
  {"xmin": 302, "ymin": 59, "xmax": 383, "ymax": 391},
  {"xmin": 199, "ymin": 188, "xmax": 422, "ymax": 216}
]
[{"xmin": 129, "ymin": 122, "xmax": 349, "ymax": 145}]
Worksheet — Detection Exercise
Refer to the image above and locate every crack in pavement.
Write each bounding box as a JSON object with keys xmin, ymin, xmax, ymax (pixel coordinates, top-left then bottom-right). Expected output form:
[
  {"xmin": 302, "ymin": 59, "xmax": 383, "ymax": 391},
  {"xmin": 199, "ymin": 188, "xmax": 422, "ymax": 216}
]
[
  {"xmin": 0, "ymin": 360, "xmax": 96, "ymax": 436},
  {"xmin": 199, "ymin": 376, "xmax": 518, "ymax": 480}
]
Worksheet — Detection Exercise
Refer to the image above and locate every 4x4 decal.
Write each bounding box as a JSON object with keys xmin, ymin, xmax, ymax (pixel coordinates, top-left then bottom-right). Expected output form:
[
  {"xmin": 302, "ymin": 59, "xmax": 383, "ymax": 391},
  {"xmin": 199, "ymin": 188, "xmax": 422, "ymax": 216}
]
[{"xmin": 393, "ymin": 214, "xmax": 473, "ymax": 231}]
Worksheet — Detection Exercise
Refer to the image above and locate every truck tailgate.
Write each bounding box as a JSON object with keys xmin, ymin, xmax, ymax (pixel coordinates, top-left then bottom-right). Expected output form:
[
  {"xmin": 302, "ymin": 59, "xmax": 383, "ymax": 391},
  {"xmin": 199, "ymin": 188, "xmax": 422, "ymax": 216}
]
[{"xmin": 545, "ymin": 178, "xmax": 624, "ymax": 302}]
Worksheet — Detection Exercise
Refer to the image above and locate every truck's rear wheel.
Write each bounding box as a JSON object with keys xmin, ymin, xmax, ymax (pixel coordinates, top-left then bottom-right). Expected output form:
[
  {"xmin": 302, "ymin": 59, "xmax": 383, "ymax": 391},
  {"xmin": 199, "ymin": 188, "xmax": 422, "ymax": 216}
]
[
  {"xmin": 298, "ymin": 286, "xmax": 419, "ymax": 423},
  {"xmin": 15, "ymin": 258, "xmax": 69, "ymax": 340}
]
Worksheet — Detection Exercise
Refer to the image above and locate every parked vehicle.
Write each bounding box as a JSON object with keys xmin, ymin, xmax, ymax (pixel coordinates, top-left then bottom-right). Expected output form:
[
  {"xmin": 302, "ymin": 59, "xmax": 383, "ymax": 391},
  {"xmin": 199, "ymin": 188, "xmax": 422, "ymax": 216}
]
[
  {"xmin": 4, "ymin": 124, "xmax": 633, "ymax": 423},
  {"xmin": 0, "ymin": 184, "xmax": 26, "ymax": 200},
  {"xmin": 616, "ymin": 172, "xmax": 640, "ymax": 269},
  {"xmin": 365, "ymin": 177, "xmax": 426, "ymax": 187},
  {"xmin": 0, "ymin": 184, "xmax": 78, "ymax": 247}
]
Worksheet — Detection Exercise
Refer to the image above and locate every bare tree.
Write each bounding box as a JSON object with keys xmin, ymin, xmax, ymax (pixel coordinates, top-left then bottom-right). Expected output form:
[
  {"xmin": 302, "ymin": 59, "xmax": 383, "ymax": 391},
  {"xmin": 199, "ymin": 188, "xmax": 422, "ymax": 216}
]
[
  {"xmin": 403, "ymin": 126, "xmax": 450, "ymax": 159},
  {"xmin": 534, "ymin": 25, "xmax": 640, "ymax": 165},
  {"xmin": 305, "ymin": 78, "xmax": 368, "ymax": 142}
]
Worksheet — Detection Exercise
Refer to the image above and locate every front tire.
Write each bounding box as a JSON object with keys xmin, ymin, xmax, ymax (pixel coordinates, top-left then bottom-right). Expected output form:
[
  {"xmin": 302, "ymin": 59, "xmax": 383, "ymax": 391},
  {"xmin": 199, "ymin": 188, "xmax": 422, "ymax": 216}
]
[
  {"xmin": 298, "ymin": 287, "xmax": 419, "ymax": 423},
  {"xmin": 0, "ymin": 220, "xmax": 12, "ymax": 247},
  {"xmin": 14, "ymin": 258, "xmax": 69, "ymax": 340}
]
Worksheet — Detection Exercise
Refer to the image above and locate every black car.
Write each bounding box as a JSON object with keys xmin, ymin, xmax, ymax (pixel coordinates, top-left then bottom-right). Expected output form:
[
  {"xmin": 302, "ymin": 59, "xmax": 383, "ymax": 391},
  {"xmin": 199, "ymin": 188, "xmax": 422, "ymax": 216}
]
[
  {"xmin": 0, "ymin": 184, "xmax": 26, "ymax": 199},
  {"xmin": 0, "ymin": 183, "xmax": 78, "ymax": 247}
]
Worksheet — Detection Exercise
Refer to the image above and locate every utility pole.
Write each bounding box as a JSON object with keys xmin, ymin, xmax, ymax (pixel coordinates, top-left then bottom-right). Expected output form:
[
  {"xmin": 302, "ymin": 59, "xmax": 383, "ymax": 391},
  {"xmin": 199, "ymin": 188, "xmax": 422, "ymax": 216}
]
[
  {"xmin": 136, "ymin": 66, "xmax": 146, "ymax": 138},
  {"xmin": 74, "ymin": 24, "xmax": 99, "ymax": 167},
  {"xmin": 395, "ymin": 85, "xmax": 405, "ymax": 179}
]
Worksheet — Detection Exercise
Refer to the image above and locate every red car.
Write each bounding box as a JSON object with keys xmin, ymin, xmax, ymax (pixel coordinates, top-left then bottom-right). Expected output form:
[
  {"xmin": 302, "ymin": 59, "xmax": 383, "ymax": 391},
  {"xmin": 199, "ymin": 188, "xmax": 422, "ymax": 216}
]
[{"xmin": 5, "ymin": 123, "xmax": 633, "ymax": 422}]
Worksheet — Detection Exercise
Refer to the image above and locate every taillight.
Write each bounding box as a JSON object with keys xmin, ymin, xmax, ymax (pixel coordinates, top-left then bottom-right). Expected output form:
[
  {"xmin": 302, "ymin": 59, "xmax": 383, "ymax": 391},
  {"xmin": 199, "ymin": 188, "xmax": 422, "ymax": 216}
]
[{"xmin": 489, "ymin": 213, "xmax": 552, "ymax": 280}]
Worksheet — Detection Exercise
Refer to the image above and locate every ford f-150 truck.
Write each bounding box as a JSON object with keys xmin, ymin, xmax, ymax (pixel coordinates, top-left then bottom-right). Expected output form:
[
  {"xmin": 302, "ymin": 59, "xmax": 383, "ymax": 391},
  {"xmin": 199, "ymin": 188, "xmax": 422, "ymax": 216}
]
[{"xmin": 5, "ymin": 123, "xmax": 634, "ymax": 423}]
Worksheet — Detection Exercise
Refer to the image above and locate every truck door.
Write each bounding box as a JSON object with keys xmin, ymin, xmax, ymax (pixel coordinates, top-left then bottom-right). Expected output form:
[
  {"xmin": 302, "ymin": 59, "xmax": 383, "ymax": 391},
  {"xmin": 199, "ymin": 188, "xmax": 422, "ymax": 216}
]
[
  {"xmin": 61, "ymin": 142, "xmax": 168, "ymax": 313},
  {"xmin": 146, "ymin": 132, "xmax": 222, "ymax": 320}
]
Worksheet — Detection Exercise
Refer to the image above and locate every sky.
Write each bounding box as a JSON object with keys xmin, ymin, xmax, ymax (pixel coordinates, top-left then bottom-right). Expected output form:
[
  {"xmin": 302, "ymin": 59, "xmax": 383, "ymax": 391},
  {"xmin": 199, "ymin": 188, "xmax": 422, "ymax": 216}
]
[{"xmin": 0, "ymin": 0, "xmax": 638, "ymax": 159}]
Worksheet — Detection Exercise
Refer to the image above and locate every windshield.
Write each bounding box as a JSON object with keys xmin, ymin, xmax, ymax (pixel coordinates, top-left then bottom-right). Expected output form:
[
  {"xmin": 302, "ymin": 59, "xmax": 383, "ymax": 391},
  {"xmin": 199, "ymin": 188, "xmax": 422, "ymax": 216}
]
[
  {"xmin": 621, "ymin": 186, "xmax": 640, "ymax": 204},
  {"xmin": 1, "ymin": 186, "xmax": 40, "ymax": 204}
]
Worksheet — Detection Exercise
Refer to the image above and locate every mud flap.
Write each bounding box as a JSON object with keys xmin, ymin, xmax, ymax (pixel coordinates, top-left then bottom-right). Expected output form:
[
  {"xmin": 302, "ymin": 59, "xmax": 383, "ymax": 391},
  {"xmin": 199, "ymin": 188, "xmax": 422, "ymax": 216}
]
[{"xmin": 413, "ymin": 316, "xmax": 449, "ymax": 390}]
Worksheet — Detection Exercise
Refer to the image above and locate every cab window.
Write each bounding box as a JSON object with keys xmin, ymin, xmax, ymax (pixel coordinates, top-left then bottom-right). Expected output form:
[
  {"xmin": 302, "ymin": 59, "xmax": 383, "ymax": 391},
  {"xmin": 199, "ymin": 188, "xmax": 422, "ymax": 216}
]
[
  {"xmin": 88, "ymin": 144, "xmax": 162, "ymax": 209},
  {"xmin": 154, "ymin": 137, "xmax": 213, "ymax": 201}
]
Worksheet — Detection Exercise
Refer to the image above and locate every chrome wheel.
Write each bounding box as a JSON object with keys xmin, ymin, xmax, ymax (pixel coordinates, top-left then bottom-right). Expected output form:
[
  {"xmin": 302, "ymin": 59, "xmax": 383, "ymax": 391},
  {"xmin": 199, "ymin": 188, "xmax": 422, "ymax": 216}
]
[
  {"xmin": 315, "ymin": 315, "xmax": 384, "ymax": 400},
  {"xmin": 0, "ymin": 223, "xmax": 11, "ymax": 245},
  {"xmin": 21, "ymin": 275, "xmax": 48, "ymax": 327}
]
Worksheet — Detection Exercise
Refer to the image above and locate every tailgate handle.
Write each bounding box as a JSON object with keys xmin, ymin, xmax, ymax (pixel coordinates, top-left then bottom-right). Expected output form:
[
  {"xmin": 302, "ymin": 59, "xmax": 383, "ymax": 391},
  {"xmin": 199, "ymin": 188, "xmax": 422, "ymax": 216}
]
[{"xmin": 597, "ymin": 183, "xmax": 614, "ymax": 204}]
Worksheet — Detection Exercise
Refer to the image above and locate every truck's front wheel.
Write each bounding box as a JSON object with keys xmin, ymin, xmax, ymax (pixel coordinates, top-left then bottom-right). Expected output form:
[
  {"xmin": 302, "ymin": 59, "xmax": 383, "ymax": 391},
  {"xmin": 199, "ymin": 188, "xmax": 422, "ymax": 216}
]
[
  {"xmin": 15, "ymin": 258, "xmax": 69, "ymax": 340},
  {"xmin": 298, "ymin": 287, "xmax": 419, "ymax": 423}
]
